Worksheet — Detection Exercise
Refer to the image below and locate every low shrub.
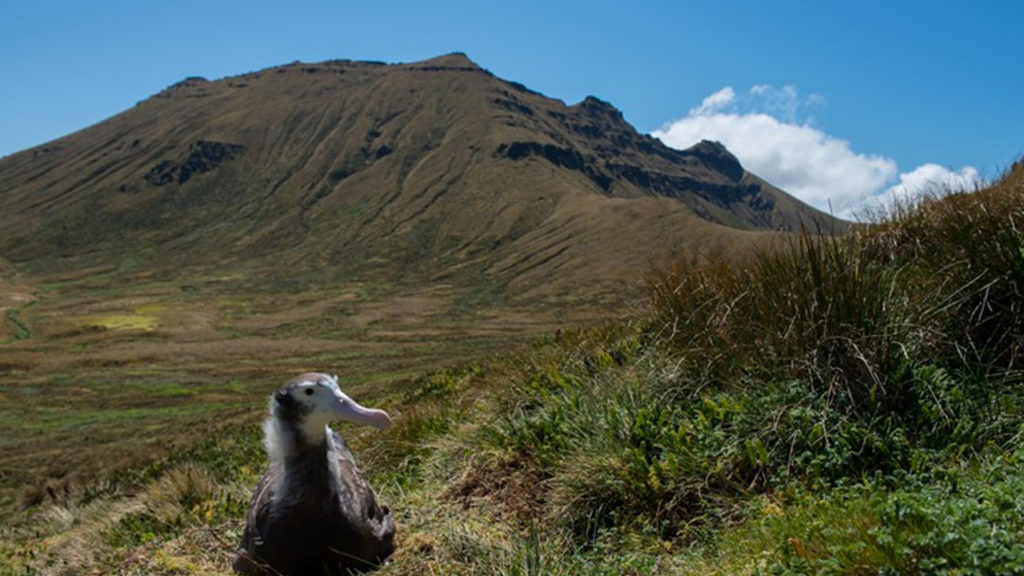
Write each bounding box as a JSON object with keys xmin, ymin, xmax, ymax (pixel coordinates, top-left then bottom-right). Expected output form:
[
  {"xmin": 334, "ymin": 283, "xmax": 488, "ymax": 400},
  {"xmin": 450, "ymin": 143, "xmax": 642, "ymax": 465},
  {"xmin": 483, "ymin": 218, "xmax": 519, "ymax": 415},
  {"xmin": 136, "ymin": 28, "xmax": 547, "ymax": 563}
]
[{"xmin": 762, "ymin": 452, "xmax": 1024, "ymax": 575}]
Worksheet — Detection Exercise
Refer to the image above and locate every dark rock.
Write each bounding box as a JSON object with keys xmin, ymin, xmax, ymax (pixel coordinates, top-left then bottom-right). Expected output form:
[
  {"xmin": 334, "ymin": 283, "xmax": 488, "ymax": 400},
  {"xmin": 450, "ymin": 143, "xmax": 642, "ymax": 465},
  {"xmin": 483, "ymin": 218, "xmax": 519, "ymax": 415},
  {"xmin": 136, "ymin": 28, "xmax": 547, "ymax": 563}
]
[
  {"xmin": 683, "ymin": 140, "xmax": 745, "ymax": 182},
  {"xmin": 606, "ymin": 162, "xmax": 756, "ymax": 205},
  {"xmin": 329, "ymin": 168, "xmax": 353, "ymax": 183},
  {"xmin": 493, "ymin": 97, "xmax": 534, "ymax": 116},
  {"xmin": 495, "ymin": 142, "xmax": 612, "ymax": 191},
  {"xmin": 497, "ymin": 142, "xmax": 585, "ymax": 171},
  {"xmin": 577, "ymin": 96, "xmax": 624, "ymax": 123},
  {"xmin": 145, "ymin": 160, "xmax": 177, "ymax": 186},
  {"xmin": 144, "ymin": 141, "xmax": 244, "ymax": 187}
]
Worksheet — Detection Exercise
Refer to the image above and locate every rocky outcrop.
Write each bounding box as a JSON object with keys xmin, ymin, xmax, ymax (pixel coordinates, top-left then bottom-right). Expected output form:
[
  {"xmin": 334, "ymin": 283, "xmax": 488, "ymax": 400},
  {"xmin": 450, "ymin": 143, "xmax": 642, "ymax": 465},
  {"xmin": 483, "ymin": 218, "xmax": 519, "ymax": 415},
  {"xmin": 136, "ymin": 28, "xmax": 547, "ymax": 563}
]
[{"xmin": 145, "ymin": 140, "xmax": 244, "ymax": 186}]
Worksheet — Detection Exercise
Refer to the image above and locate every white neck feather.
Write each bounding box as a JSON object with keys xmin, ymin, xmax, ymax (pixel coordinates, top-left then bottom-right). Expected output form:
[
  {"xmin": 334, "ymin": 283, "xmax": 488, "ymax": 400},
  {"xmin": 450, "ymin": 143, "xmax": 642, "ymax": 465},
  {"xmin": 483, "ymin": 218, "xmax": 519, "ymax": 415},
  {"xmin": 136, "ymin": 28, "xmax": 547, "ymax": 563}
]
[{"xmin": 263, "ymin": 417, "xmax": 331, "ymax": 464}]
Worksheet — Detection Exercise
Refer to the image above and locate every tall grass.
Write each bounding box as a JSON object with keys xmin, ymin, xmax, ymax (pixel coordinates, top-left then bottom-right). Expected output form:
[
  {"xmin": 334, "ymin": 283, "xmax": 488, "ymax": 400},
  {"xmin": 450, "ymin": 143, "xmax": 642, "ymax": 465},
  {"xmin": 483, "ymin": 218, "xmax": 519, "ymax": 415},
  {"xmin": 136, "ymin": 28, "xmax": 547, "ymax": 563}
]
[
  {"xmin": 865, "ymin": 165, "xmax": 1024, "ymax": 368},
  {"xmin": 647, "ymin": 233, "xmax": 926, "ymax": 412},
  {"xmin": 459, "ymin": 164, "xmax": 1024, "ymax": 561},
  {"xmin": 649, "ymin": 164, "xmax": 1024, "ymax": 427}
]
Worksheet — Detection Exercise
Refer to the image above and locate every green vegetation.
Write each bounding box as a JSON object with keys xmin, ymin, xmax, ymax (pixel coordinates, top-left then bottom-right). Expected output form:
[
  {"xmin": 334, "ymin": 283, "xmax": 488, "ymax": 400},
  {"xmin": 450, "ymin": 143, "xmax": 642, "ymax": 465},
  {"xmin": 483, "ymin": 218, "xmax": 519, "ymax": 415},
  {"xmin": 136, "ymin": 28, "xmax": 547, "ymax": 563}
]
[
  {"xmin": 4, "ymin": 308, "xmax": 30, "ymax": 340},
  {"xmin": 3, "ymin": 164, "xmax": 1024, "ymax": 574}
]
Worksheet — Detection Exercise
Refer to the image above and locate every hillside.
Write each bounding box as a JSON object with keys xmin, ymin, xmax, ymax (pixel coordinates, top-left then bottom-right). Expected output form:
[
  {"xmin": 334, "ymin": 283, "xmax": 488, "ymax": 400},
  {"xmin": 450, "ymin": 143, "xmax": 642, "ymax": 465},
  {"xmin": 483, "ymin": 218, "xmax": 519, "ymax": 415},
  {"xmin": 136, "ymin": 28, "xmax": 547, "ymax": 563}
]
[{"xmin": 0, "ymin": 53, "xmax": 839, "ymax": 301}]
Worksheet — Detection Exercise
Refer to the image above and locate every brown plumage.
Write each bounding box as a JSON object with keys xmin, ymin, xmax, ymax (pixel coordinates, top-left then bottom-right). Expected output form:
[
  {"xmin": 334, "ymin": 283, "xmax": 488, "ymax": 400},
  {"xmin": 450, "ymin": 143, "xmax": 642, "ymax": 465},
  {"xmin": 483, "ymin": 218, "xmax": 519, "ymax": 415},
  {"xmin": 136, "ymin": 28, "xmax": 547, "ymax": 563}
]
[{"xmin": 234, "ymin": 373, "xmax": 395, "ymax": 575}]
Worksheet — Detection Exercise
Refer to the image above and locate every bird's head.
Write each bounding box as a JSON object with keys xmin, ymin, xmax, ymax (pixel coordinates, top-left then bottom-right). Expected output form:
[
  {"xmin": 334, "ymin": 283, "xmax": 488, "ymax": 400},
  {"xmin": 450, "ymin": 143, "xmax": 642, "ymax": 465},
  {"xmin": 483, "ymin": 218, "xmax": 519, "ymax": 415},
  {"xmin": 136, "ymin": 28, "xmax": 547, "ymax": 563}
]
[{"xmin": 269, "ymin": 373, "xmax": 392, "ymax": 446}]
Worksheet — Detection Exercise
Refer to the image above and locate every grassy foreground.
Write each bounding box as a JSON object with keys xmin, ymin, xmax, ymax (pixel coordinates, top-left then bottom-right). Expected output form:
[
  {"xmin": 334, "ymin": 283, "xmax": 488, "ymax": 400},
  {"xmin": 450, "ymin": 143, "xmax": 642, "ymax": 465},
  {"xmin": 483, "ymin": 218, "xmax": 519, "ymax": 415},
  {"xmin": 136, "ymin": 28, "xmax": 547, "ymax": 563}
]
[{"xmin": 4, "ymin": 162, "xmax": 1024, "ymax": 574}]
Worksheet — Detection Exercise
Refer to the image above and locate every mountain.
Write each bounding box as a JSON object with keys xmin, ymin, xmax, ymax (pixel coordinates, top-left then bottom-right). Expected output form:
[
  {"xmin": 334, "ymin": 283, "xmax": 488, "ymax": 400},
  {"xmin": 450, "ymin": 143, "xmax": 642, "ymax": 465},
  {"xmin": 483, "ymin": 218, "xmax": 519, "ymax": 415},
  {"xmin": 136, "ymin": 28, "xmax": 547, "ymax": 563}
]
[{"xmin": 0, "ymin": 53, "xmax": 841, "ymax": 300}]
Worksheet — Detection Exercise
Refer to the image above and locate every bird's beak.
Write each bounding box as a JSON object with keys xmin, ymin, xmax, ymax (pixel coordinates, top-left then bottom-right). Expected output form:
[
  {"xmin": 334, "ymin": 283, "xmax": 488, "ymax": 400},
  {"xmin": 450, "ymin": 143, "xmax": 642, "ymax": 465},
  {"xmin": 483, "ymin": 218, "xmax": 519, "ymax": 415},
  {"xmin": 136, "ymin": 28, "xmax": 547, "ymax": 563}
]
[{"xmin": 333, "ymin": 391, "xmax": 393, "ymax": 430}]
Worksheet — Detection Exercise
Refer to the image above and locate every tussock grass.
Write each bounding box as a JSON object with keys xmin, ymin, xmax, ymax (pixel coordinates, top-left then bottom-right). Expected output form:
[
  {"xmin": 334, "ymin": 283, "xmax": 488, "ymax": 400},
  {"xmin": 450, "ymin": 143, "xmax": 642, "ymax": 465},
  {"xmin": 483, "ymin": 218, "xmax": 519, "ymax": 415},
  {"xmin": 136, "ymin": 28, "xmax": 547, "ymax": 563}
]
[
  {"xmin": 647, "ymin": 231, "xmax": 929, "ymax": 412},
  {"xmin": 415, "ymin": 163, "xmax": 1024, "ymax": 574},
  {"xmin": 866, "ymin": 165, "xmax": 1024, "ymax": 368}
]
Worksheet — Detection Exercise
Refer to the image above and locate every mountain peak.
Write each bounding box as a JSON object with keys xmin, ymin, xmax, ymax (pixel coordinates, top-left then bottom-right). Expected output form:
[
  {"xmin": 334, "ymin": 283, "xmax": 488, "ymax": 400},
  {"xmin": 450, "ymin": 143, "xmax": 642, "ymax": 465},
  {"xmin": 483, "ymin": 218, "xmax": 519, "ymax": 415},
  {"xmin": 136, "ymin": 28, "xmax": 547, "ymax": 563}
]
[
  {"xmin": 684, "ymin": 140, "xmax": 745, "ymax": 182},
  {"xmin": 575, "ymin": 95, "xmax": 625, "ymax": 122},
  {"xmin": 691, "ymin": 139, "xmax": 730, "ymax": 154},
  {"xmin": 409, "ymin": 52, "xmax": 481, "ymax": 69}
]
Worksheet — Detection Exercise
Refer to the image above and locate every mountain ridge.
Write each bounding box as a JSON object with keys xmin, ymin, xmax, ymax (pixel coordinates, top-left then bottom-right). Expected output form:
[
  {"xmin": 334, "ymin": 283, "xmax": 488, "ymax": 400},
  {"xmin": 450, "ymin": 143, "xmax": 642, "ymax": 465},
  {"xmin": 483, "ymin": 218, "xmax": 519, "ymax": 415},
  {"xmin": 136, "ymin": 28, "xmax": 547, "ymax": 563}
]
[{"xmin": 0, "ymin": 53, "xmax": 842, "ymax": 300}]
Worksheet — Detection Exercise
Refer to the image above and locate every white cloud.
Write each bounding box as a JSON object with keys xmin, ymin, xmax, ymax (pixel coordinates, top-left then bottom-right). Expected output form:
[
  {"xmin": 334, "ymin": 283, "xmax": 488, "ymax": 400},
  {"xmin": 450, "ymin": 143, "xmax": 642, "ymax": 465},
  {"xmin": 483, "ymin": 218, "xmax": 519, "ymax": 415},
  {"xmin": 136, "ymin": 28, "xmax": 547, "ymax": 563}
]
[
  {"xmin": 887, "ymin": 163, "xmax": 981, "ymax": 196},
  {"xmin": 855, "ymin": 164, "xmax": 983, "ymax": 218},
  {"xmin": 748, "ymin": 84, "xmax": 818, "ymax": 122},
  {"xmin": 692, "ymin": 86, "xmax": 735, "ymax": 116},
  {"xmin": 652, "ymin": 85, "xmax": 979, "ymax": 219}
]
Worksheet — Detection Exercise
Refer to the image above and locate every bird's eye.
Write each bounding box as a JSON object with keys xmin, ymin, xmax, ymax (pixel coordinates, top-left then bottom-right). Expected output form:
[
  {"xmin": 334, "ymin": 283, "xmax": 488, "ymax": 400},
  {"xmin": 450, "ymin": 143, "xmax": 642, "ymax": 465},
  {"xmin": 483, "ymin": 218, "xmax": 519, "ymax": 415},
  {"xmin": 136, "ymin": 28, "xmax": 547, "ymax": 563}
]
[{"xmin": 304, "ymin": 388, "xmax": 314, "ymax": 396}]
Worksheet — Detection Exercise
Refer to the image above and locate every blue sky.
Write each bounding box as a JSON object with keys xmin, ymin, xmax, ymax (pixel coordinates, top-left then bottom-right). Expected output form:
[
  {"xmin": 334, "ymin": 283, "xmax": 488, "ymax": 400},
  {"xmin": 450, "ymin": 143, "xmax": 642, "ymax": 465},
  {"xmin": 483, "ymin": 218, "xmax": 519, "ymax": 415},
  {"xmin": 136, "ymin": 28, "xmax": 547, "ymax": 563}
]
[{"xmin": 3, "ymin": 1, "xmax": 1021, "ymax": 216}]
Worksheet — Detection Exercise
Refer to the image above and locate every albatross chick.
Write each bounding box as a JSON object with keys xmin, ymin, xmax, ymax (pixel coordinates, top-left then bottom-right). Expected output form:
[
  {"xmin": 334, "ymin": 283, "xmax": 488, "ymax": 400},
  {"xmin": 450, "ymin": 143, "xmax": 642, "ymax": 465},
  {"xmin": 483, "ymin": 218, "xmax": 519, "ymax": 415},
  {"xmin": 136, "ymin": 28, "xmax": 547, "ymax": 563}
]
[{"xmin": 234, "ymin": 373, "xmax": 395, "ymax": 575}]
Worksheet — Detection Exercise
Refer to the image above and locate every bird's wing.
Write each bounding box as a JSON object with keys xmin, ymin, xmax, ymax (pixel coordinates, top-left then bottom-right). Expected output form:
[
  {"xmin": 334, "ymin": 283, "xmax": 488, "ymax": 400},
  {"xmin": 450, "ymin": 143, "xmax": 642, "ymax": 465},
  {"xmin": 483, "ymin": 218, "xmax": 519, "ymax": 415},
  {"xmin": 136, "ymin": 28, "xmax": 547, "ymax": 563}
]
[
  {"xmin": 241, "ymin": 466, "xmax": 278, "ymax": 549},
  {"xmin": 321, "ymin": 430, "xmax": 395, "ymax": 569},
  {"xmin": 234, "ymin": 466, "xmax": 281, "ymax": 575},
  {"xmin": 327, "ymin": 430, "xmax": 395, "ymax": 536}
]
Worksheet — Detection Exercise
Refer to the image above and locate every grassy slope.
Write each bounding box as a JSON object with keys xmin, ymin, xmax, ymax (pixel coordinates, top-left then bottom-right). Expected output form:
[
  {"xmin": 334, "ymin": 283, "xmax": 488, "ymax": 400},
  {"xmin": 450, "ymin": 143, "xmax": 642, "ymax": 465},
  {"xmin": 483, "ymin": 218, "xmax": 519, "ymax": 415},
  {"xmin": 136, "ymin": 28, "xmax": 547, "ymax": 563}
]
[
  {"xmin": 4, "ymin": 164, "xmax": 1024, "ymax": 574},
  {"xmin": 0, "ymin": 54, "xmax": 829, "ymax": 303}
]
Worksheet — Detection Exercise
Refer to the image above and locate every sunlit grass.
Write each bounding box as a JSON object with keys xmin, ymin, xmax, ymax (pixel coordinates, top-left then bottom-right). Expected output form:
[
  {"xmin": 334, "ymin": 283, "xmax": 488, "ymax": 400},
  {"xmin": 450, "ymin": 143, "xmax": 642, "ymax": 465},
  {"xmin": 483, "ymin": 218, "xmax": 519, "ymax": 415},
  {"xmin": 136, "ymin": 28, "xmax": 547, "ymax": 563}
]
[{"xmin": 77, "ymin": 314, "xmax": 159, "ymax": 332}]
